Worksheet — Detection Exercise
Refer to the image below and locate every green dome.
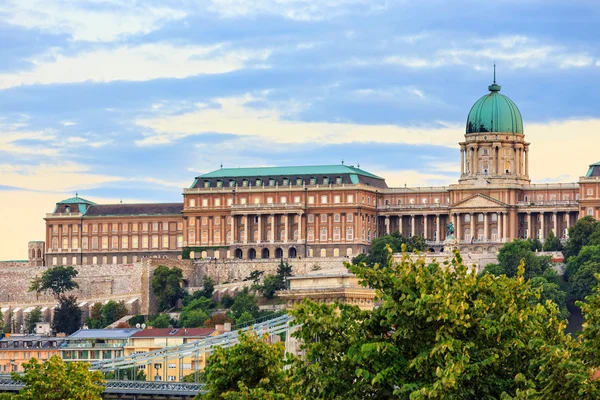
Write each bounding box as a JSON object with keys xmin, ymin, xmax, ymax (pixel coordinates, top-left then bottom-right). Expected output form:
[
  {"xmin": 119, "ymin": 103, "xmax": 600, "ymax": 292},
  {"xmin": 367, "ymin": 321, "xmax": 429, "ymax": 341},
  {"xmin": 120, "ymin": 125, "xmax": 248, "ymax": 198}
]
[{"xmin": 466, "ymin": 82, "xmax": 523, "ymax": 134}]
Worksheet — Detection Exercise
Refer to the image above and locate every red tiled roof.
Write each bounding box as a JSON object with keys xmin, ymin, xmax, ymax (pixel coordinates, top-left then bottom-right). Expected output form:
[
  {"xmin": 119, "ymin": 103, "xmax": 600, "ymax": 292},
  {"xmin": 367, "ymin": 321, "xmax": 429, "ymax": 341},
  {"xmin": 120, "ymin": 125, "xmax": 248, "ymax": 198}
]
[{"xmin": 131, "ymin": 328, "xmax": 214, "ymax": 338}]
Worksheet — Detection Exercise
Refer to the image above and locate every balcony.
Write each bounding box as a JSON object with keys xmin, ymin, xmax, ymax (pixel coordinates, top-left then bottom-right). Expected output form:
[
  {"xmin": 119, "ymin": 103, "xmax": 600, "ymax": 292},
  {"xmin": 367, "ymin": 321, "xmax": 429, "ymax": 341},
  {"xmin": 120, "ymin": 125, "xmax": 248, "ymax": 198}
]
[
  {"xmin": 230, "ymin": 203, "xmax": 304, "ymax": 212},
  {"xmin": 45, "ymin": 212, "xmax": 83, "ymax": 218},
  {"xmin": 378, "ymin": 203, "xmax": 450, "ymax": 211},
  {"xmin": 516, "ymin": 201, "xmax": 578, "ymax": 207}
]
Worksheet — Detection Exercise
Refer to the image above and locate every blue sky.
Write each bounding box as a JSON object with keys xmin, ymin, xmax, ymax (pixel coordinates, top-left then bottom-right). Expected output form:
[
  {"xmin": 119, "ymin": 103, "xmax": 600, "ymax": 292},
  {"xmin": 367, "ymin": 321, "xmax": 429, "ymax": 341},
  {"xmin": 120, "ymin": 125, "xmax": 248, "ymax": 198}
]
[{"xmin": 1, "ymin": 0, "xmax": 600, "ymax": 259}]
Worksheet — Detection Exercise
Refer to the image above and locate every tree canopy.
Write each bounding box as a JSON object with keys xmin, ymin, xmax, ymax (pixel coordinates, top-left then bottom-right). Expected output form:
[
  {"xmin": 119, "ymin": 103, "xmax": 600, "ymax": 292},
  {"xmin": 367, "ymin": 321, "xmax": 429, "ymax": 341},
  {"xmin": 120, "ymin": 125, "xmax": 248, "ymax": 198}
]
[
  {"xmin": 10, "ymin": 355, "xmax": 104, "ymax": 400},
  {"xmin": 563, "ymin": 216, "xmax": 600, "ymax": 260},
  {"xmin": 543, "ymin": 230, "xmax": 563, "ymax": 252},
  {"xmin": 29, "ymin": 265, "xmax": 79, "ymax": 298},
  {"xmin": 351, "ymin": 231, "xmax": 426, "ymax": 267},
  {"xmin": 229, "ymin": 288, "xmax": 259, "ymax": 320},
  {"xmin": 495, "ymin": 239, "xmax": 552, "ymax": 279},
  {"xmin": 24, "ymin": 307, "xmax": 42, "ymax": 334},
  {"xmin": 52, "ymin": 295, "xmax": 82, "ymax": 335},
  {"xmin": 152, "ymin": 265, "xmax": 185, "ymax": 310}
]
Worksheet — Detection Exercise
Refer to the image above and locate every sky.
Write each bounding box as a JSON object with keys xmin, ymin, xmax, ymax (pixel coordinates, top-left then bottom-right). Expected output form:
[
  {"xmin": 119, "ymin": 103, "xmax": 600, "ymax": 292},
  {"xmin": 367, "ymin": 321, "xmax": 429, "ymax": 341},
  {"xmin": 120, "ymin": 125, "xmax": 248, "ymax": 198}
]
[{"xmin": 1, "ymin": 0, "xmax": 600, "ymax": 260}]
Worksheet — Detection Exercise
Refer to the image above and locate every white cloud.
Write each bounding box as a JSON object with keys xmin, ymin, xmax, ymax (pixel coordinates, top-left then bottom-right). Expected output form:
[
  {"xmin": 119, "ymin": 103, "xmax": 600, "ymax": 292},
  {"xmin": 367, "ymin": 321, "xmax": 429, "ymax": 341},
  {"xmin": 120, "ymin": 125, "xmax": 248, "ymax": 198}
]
[
  {"xmin": 61, "ymin": 121, "xmax": 77, "ymax": 127},
  {"xmin": 0, "ymin": 0, "xmax": 187, "ymax": 42},
  {"xmin": 0, "ymin": 43, "xmax": 271, "ymax": 89},
  {"xmin": 206, "ymin": 0, "xmax": 388, "ymax": 21},
  {"xmin": 135, "ymin": 94, "xmax": 461, "ymax": 147},
  {"xmin": 0, "ymin": 130, "xmax": 58, "ymax": 156}
]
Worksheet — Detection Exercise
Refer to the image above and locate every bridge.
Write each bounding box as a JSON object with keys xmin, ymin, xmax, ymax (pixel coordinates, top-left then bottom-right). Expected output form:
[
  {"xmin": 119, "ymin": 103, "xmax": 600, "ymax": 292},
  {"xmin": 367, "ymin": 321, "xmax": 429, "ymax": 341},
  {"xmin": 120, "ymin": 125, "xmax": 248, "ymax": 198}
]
[{"xmin": 0, "ymin": 314, "xmax": 299, "ymax": 399}]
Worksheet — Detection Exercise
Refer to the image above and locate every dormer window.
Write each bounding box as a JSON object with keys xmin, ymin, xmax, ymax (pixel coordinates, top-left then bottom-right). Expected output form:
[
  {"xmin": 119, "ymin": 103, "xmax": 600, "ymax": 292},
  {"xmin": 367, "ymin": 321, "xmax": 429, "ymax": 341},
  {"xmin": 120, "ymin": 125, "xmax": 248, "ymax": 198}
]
[
  {"xmin": 229, "ymin": 180, "xmax": 235, "ymax": 187},
  {"xmin": 256, "ymin": 179, "xmax": 262, "ymax": 186},
  {"xmin": 203, "ymin": 180, "xmax": 210, "ymax": 188},
  {"xmin": 217, "ymin": 180, "xmax": 223, "ymax": 188},
  {"xmin": 283, "ymin": 178, "xmax": 289, "ymax": 186},
  {"xmin": 296, "ymin": 178, "xmax": 303, "ymax": 185},
  {"xmin": 242, "ymin": 179, "xmax": 248, "ymax": 187},
  {"xmin": 335, "ymin": 176, "xmax": 342, "ymax": 184},
  {"xmin": 65, "ymin": 206, "xmax": 70, "ymax": 213},
  {"xmin": 323, "ymin": 177, "xmax": 330, "ymax": 185},
  {"xmin": 310, "ymin": 177, "xmax": 316, "ymax": 185},
  {"xmin": 269, "ymin": 178, "xmax": 275, "ymax": 186}
]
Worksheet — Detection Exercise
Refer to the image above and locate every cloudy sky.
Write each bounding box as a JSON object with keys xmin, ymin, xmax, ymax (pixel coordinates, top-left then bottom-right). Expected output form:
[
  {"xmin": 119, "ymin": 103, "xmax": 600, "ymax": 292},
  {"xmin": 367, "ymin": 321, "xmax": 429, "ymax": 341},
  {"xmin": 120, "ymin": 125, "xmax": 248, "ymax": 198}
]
[{"xmin": 1, "ymin": 0, "xmax": 599, "ymax": 260}]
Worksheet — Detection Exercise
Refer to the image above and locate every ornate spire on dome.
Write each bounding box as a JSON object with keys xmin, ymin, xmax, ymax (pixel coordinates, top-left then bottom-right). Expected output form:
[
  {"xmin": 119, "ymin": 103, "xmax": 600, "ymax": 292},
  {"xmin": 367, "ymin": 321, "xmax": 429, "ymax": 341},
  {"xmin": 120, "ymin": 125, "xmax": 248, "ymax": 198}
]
[{"xmin": 488, "ymin": 63, "xmax": 501, "ymax": 92}]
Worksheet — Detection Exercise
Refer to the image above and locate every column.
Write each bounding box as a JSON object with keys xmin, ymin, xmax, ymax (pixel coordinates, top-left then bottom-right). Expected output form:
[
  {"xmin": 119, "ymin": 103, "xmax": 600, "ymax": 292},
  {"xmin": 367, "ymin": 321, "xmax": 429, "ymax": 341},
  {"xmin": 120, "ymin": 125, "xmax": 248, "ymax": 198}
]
[
  {"xmin": 456, "ymin": 213, "xmax": 461, "ymax": 242},
  {"xmin": 553, "ymin": 212, "xmax": 558, "ymax": 235},
  {"xmin": 470, "ymin": 213, "xmax": 475, "ymax": 242},
  {"xmin": 270, "ymin": 214, "xmax": 275, "ymax": 244},
  {"xmin": 566, "ymin": 212, "xmax": 571, "ymax": 238},
  {"xmin": 502, "ymin": 212, "xmax": 507, "ymax": 241},
  {"xmin": 411, "ymin": 215, "xmax": 415, "ymax": 237},
  {"xmin": 398, "ymin": 216, "xmax": 403, "ymax": 235},
  {"xmin": 230, "ymin": 215, "xmax": 235, "ymax": 244},
  {"xmin": 208, "ymin": 217, "xmax": 213, "ymax": 245},
  {"xmin": 298, "ymin": 213, "xmax": 303, "ymax": 243},
  {"xmin": 527, "ymin": 212, "xmax": 532, "ymax": 239},
  {"xmin": 195, "ymin": 218, "xmax": 200, "ymax": 245},
  {"xmin": 460, "ymin": 148, "xmax": 465, "ymax": 176},
  {"xmin": 525, "ymin": 149, "xmax": 529, "ymax": 177},
  {"xmin": 328, "ymin": 213, "xmax": 333, "ymax": 242},
  {"xmin": 423, "ymin": 215, "xmax": 428, "ymax": 240},
  {"xmin": 498, "ymin": 212, "xmax": 503, "ymax": 242},
  {"xmin": 540, "ymin": 212, "xmax": 545, "ymax": 241},
  {"xmin": 257, "ymin": 215, "xmax": 262, "ymax": 244},
  {"xmin": 385, "ymin": 216, "xmax": 390, "ymax": 235},
  {"xmin": 243, "ymin": 215, "xmax": 248, "ymax": 244},
  {"xmin": 435, "ymin": 215, "xmax": 441, "ymax": 243},
  {"xmin": 484, "ymin": 212, "xmax": 489, "ymax": 241},
  {"xmin": 284, "ymin": 214, "xmax": 289, "ymax": 243}
]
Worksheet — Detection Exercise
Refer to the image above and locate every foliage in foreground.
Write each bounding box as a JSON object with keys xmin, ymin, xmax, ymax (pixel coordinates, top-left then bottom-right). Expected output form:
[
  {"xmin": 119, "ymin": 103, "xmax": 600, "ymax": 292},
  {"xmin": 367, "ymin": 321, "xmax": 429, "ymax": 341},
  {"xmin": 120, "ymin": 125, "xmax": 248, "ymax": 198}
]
[
  {"xmin": 8, "ymin": 355, "xmax": 104, "ymax": 400},
  {"xmin": 202, "ymin": 248, "xmax": 600, "ymax": 399},
  {"xmin": 351, "ymin": 231, "xmax": 427, "ymax": 267}
]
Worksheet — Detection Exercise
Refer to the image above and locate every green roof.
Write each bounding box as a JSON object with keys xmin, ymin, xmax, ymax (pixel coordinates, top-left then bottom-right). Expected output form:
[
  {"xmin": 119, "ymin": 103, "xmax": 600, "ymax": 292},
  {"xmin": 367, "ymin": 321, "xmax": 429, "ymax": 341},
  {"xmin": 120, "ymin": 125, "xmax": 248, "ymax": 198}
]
[
  {"xmin": 197, "ymin": 165, "xmax": 384, "ymax": 180},
  {"xmin": 466, "ymin": 81, "xmax": 523, "ymax": 134},
  {"xmin": 585, "ymin": 162, "xmax": 600, "ymax": 177},
  {"xmin": 57, "ymin": 195, "xmax": 97, "ymax": 206}
]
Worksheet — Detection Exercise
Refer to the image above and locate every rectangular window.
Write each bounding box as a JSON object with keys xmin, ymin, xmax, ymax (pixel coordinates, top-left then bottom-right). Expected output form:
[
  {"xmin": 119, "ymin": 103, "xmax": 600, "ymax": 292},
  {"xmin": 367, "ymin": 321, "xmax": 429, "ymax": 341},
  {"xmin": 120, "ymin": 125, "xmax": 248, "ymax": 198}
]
[
  {"xmin": 177, "ymin": 235, "xmax": 183, "ymax": 248},
  {"xmin": 202, "ymin": 198, "xmax": 208, "ymax": 207},
  {"xmin": 347, "ymin": 194, "xmax": 354, "ymax": 203},
  {"xmin": 334, "ymin": 195, "xmax": 341, "ymax": 204},
  {"xmin": 111, "ymin": 237, "xmax": 118, "ymax": 249},
  {"xmin": 122, "ymin": 223, "xmax": 128, "ymax": 232},
  {"xmin": 163, "ymin": 222, "xmax": 169, "ymax": 231},
  {"xmin": 132, "ymin": 223, "xmax": 138, "ymax": 232},
  {"xmin": 588, "ymin": 188, "xmax": 594, "ymax": 196},
  {"xmin": 240, "ymin": 198, "xmax": 247, "ymax": 205},
  {"xmin": 122, "ymin": 236, "xmax": 128, "ymax": 249},
  {"xmin": 102, "ymin": 237, "xmax": 109, "ymax": 250},
  {"xmin": 112, "ymin": 223, "xmax": 118, "ymax": 232},
  {"xmin": 177, "ymin": 222, "xmax": 183, "ymax": 230},
  {"xmin": 72, "ymin": 224, "xmax": 79, "ymax": 233},
  {"xmin": 142, "ymin": 236, "xmax": 149, "ymax": 249},
  {"xmin": 308, "ymin": 196, "xmax": 315, "ymax": 204},
  {"xmin": 215, "ymin": 198, "xmax": 221, "ymax": 206},
  {"xmin": 152, "ymin": 222, "xmax": 159, "ymax": 231},
  {"xmin": 132, "ymin": 236, "xmax": 138, "ymax": 249},
  {"xmin": 102, "ymin": 224, "xmax": 108, "ymax": 233},
  {"xmin": 189, "ymin": 218, "xmax": 196, "ymax": 226},
  {"xmin": 280, "ymin": 196, "xmax": 287, "ymax": 204},
  {"xmin": 83, "ymin": 224, "xmax": 88, "ymax": 233},
  {"xmin": 92, "ymin": 237, "xmax": 98, "ymax": 250},
  {"xmin": 227, "ymin": 198, "xmax": 233, "ymax": 206},
  {"xmin": 52, "ymin": 225, "xmax": 58, "ymax": 233},
  {"xmin": 294, "ymin": 196, "xmax": 301, "ymax": 203},
  {"xmin": 62, "ymin": 224, "xmax": 68, "ymax": 233},
  {"xmin": 142, "ymin": 223, "xmax": 149, "ymax": 232},
  {"xmin": 82, "ymin": 237, "xmax": 88, "ymax": 250},
  {"xmin": 321, "ymin": 195, "xmax": 327, "ymax": 204},
  {"xmin": 162, "ymin": 236, "xmax": 169, "ymax": 248},
  {"xmin": 152, "ymin": 236, "xmax": 159, "ymax": 248},
  {"xmin": 93, "ymin": 224, "xmax": 98, "ymax": 233}
]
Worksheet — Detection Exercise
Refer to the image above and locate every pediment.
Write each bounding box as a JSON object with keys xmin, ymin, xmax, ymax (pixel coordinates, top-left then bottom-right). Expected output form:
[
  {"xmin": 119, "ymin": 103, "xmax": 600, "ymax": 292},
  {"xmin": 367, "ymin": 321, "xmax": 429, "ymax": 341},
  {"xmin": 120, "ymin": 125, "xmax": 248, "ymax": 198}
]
[{"xmin": 453, "ymin": 194, "xmax": 507, "ymax": 209}]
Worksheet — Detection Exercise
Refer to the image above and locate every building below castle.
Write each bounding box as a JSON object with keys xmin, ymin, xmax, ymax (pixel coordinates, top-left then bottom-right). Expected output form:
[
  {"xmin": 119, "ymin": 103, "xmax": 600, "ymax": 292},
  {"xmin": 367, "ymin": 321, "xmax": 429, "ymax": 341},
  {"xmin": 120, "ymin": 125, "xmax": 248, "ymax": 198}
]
[{"xmin": 38, "ymin": 78, "xmax": 600, "ymax": 266}]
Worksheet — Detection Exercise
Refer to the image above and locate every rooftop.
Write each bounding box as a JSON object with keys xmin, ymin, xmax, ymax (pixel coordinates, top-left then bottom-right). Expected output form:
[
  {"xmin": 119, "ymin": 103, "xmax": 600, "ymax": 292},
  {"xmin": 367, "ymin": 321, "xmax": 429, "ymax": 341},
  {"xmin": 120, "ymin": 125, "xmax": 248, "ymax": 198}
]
[
  {"xmin": 131, "ymin": 328, "xmax": 215, "ymax": 338},
  {"xmin": 197, "ymin": 164, "xmax": 383, "ymax": 180},
  {"xmin": 67, "ymin": 328, "xmax": 140, "ymax": 340},
  {"xmin": 84, "ymin": 203, "xmax": 183, "ymax": 217}
]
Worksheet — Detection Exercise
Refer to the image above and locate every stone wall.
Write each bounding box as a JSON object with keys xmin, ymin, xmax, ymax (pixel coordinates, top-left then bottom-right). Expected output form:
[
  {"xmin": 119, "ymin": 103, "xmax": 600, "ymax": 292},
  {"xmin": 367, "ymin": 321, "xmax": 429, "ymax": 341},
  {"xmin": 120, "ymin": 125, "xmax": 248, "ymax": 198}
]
[{"xmin": 0, "ymin": 261, "xmax": 29, "ymax": 268}]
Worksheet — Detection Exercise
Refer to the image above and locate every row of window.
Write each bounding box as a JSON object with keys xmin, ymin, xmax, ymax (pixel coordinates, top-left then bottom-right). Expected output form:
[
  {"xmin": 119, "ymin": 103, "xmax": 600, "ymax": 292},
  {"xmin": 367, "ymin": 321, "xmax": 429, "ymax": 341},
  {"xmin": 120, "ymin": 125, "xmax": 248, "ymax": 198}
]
[
  {"xmin": 188, "ymin": 226, "xmax": 361, "ymax": 243},
  {"xmin": 523, "ymin": 194, "xmax": 576, "ymax": 202},
  {"xmin": 200, "ymin": 176, "xmax": 345, "ymax": 189},
  {"xmin": 188, "ymin": 194, "xmax": 362, "ymax": 208},
  {"xmin": 52, "ymin": 222, "xmax": 183, "ymax": 234},
  {"xmin": 53, "ymin": 255, "xmax": 139, "ymax": 266},
  {"xmin": 51, "ymin": 235, "xmax": 184, "ymax": 250},
  {"xmin": 189, "ymin": 213, "xmax": 361, "ymax": 226}
]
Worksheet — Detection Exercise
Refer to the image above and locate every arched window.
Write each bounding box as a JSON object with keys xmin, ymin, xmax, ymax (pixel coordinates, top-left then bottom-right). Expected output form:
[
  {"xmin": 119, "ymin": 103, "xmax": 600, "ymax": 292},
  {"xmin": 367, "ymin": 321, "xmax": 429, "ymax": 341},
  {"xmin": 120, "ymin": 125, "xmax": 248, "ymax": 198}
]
[
  {"xmin": 293, "ymin": 229, "xmax": 299, "ymax": 241},
  {"xmin": 214, "ymin": 230, "xmax": 221, "ymax": 244},
  {"xmin": 320, "ymin": 227, "xmax": 327, "ymax": 241},
  {"xmin": 280, "ymin": 230, "xmax": 286, "ymax": 241},
  {"xmin": 189, "ymin": 230, "xmax": 196, "ymax": 244},
  {"xmin": 202, "ymin": 217, "xmax": 208, "ymax": 226},
  {"xmin": 253, "ymin": 230, "xmax": 259, "ymax": 242},
  {"xmin": 37, "ymin": 249, "xmax": 42, "ymax": 258},
  {"xmin": 72, "ymin": 237, "xmax": 79, "ymax": 249},
  {"xmin": 226, "ymin": 230, "xmax": 232, "ymax": 244},
  {"xmin": 320, "ymin": 214, "xmax": 327, "ymax": 223},
  {"xmin": 346, "ymin": 227, "xmax": 354, "ymax": 241},
  {"xmin": 308, "ymin": 214, "xmax": 314, "ymax": 223},
  {"xmin": 307, "ymin": 229, "xmax": 314, "ymax": 242},
  {"xmin": 588, "ymin": 208, "xmax": 594, "ymax": 216},
  {"xmin": 482, "ymin": 161, "xmax": 489, "ymax": 175},
  {"xmin": 347, "ymin": 213, "xmax": 353, "ymax": 222},
  {"xmin": 464, "ymin": 214, "xmax": 471, "ymax": 223},
  {"xmin": 477, "ymin": 229, "xmax": 484, "ymax": 241},
  {"xmin": 31, "ymin": 249, "xmax": 36, "ymax": 259},
  {"xmin": 334, "ymin": 214, "xmax": 340, "ymax": 222},
  {"xmin": 333, "ymin": 227, "xmax": 340, "ymax": 241},
  {"xmin": 62, "ymin": 237, "xmax": 68, "ymax": 249},
  {"xmin": 491, "ymin": 228, "xmax": 498, "ymax": 241},
  {"xmin": 504, "ymin": 161, "xmax": 511, "ymax": 174},
  {"xmin": 201, "ymin": 231, "xmax": 208, "ymax": 244},
  {"xmin": 464, "ymin": 228, "xmax": 471, "ymax": 242}
]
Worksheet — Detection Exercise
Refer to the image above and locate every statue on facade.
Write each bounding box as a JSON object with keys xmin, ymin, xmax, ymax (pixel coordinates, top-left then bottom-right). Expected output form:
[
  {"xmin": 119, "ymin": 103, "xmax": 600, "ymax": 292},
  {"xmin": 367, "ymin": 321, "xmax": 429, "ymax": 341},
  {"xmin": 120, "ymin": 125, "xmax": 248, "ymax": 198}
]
[{"xmin": 446, "ymin": 221, "xmax": 455, "ymax": 239}]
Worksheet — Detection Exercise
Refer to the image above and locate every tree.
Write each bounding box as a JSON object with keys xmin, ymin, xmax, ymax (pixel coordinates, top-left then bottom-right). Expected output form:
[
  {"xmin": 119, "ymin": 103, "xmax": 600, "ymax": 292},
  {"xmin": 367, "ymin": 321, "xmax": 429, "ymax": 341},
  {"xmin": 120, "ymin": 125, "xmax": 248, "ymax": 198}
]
[
  {"xmin": 352, "ymin": 232, "xmax": 426, "ymax": 268},
  {"xmin": 235, "ymin": 311, "xmax": 255, "ymax": 327},
  {"xmin": 563, "ymin": 216, "xmax": 600, "ymax": 260},
  {"xmin": 565, "ymin": 244, "xmax": 600, "ymax": 281},
  {"xmin": 53, "ymin": 295, "xmax": 82, "ymax": 335},
  {"xmin": 180, "ymin": 309, "xmax": 210, "ymax": 328},
  {"xmin": 29, "ymin": 266, "xmax": 79, "ymax": 298},
  {"xmin": 148, "ymin": 314, "xmax": 171, "ymax": 328},
  {"xmin": 257, "ymin": 275, "xmax": 282, "ymax": 299},
  {"xmin": 287, "ymin": 248, "xmax": 597, "ymax": 399},
  {"xmin": 570, "ymin": 260, "xmax": 600, "ymax": 301},
  {"xmin": 24, "ymin": 307, "xmax": 42, "ymax": 334},
  {"xmin": 221, "ymin": 295, "xmax": 234, "ymax": 308},
  {"xmin": 101, "ymin": 300, "xmax": 128, "ymax": 327},
  {"xmin": 230, "ymin": 288, "xmax": 259, "ymax": 320},
  {"xmin": 497, "ymin": 239, "xmax": 552, "ymax": 279},
  {"xmin": 152, "ymin": 266, "xmax": 185, "ymax": 310},
  {"xmin": 87, "ymin": 302, "xmax": 104, "ymax": 328},
  {"xmin": 11, "ymin": 355, "xmax": 104, "ymax": 400},
  {"xmin": 199, "ymin": 332, "xmax": 288, "ymax": 400},
  {"xmin": 543, "ymin": 230, "xmax": 563, "ymax": 252},
  {"xmin": 530, "ymin": 277, "xmax": 569, "ymax": 320},
  {"xmin": 246, "ymin": 270, "xmax": 264, "ymax": 284}
]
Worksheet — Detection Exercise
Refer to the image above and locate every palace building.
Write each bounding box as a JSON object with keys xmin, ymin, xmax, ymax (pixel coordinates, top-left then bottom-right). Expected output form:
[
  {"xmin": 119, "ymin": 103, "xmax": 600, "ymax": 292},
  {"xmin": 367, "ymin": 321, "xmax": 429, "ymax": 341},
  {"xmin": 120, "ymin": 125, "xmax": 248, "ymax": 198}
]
[{"xmin": 41, "ymin": 78, "xmax": 600, "ymax": 266}]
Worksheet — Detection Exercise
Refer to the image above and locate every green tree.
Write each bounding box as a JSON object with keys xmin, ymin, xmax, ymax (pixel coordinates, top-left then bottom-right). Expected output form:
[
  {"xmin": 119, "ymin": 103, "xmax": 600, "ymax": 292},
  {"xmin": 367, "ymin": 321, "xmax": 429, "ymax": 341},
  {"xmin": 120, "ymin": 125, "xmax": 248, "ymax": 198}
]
[
  {"xmin": 406, "ymin": 234, "xmax": 427, "ymax": 252},
  {"xmin": 530, "ymin": 276, "xmax": 569, "ymax": 320},
  {"xmin": 24, "ymin": 307, "xmax": 42, "ymax": 334},
  {"xmin": 152, "ymin": 266, "xmax": 185, "ymax": 310},
  {"xmin": 235, "ymin": 311, "xmax": 255, "ymax": 327},
  {"xmin": 570, "ymin": 260, "xmax": 600, "ymax": 301},
  {"xmin": 257, "ymin": 274, "xmax": 281, "ymax": 299},
  {"xmin": 543, "ymin": 230, "xmax": 563, "ymax": 252},
  {"xmin": 565, "ymin": 244, "xmax": 600, "ymax": 281},
  {"xmin": 11, "ymin": 355, "xmax": 105, "ymax": 400},
  {"xmin": 287, "ymin": 248, "xmax": 595, "ymax": 399},
  {"xmin": 29, "ymin": 265, "xmax": 79, "ymax": 298},
  {"xmin": 52, "ymin": 295, "xmax": 82, "ymax": 335},
  {"xmin": 352, "ymin": 232, "xmax": 426, "ymax": 268},
  {"xmin": 246, "ymin": 270, "xmax": 264, "ymax": 284},
  {"xmin": 199, "ymin": 332, "xmax": 288, "ymax": 400},
  {"xmin": 87, "ymin": 302, "xmax": 104, "ymax": 328},
  {"xmin": 101, "ymin": 300, "xmax": 128, "ymax": 327},
  {"xmin": 128, "ymin": 315, "xmax": 145, "ymax": 328},
  {"xmin": 221, "ymin": 295, "xmax": 234, "ymax": 308},
  {"xmin": 230, "ymin": 288, "xmax": 259, "ymax": 319},
  {"xmin": 497, "ymin": 239, "xmax": 552, "ymax": 279},
  {"xmin": 180, "ymin": 309, "xmax": 210, "ymax": 328},
  {"xmin": 148, "ymin": 314, "xmax": 171, "ymax": 328},
  {"xmin": 563, "ymin": 216, "xmax": 600, "ymax": 260}
]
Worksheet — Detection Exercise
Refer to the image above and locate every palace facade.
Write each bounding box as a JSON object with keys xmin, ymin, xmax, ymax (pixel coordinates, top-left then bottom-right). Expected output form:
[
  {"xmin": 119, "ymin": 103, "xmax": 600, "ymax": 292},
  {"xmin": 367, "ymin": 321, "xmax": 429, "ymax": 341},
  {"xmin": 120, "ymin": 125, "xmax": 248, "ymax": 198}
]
[{"xmin": 41, "ymin": 78, "xmax": 600, "ymax": 266}]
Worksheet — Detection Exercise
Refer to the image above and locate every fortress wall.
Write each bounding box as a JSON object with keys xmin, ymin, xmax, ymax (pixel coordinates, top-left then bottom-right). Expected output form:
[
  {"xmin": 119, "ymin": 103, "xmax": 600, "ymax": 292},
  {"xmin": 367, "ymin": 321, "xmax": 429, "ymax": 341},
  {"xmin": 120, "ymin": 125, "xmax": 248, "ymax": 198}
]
[{"xmin": 0, "ymin": 261, "xmax": 29, "ymax": 268}]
